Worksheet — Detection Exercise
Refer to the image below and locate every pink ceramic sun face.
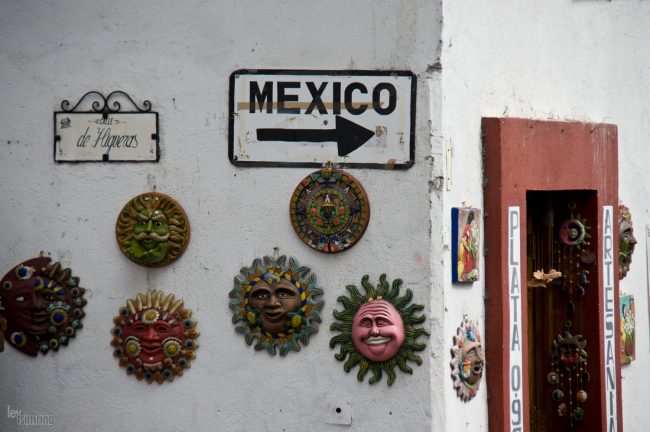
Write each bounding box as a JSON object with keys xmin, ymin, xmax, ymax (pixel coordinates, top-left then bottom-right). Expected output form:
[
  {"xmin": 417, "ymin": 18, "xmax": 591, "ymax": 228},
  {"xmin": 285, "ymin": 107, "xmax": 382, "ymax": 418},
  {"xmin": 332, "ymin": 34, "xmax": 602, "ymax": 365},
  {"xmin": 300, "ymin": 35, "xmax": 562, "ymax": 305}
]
[{"xmin": 352, "ymin": 299, "xmax": 405, "ymax": 362}]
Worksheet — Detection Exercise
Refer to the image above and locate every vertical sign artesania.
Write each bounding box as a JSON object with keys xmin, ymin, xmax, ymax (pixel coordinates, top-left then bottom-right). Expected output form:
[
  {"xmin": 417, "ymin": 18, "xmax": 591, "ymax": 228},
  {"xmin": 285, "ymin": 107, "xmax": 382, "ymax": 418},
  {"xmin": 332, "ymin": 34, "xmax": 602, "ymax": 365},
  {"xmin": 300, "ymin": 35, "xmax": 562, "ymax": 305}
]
[
  {"xmin": 602, "ymin": 205, "xmax": 618, "ymax": 432},
  {"xmin": 508, "ymin": 206, "xmax": 524, "ymax": 431}
]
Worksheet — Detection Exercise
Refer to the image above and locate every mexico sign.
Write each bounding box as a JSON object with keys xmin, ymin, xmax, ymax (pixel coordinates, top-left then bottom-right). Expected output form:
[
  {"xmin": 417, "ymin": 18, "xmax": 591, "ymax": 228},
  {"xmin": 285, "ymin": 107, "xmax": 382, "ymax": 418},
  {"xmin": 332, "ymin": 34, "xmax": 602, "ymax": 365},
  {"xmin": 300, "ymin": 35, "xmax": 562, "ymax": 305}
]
[{"xmin": 229, "ymin": 69, "xmax": 415, "ymax": 169}]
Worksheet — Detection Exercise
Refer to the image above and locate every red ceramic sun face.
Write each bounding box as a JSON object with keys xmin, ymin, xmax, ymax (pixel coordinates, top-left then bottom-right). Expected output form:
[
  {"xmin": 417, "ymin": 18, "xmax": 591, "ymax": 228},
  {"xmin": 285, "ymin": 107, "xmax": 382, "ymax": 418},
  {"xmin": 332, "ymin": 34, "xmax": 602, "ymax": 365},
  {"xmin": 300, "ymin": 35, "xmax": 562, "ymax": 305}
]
[
  {"xmin": 351, "ymin": 299, "xmax": 405, "ymax": 362},
  {"xmin": 559, "ymin": 344, "xmax": 580, "ymax": 367},
  {"xmin": 112, "ymin": 290, "xmax": 199, "ymax": 383},
  {"xmin": 0, "ymin": 257, "xmax": 86, "ymax": 356},
  {"xmin": 121, "ymin": 313, "xmax": 186, "ymax": 366}
]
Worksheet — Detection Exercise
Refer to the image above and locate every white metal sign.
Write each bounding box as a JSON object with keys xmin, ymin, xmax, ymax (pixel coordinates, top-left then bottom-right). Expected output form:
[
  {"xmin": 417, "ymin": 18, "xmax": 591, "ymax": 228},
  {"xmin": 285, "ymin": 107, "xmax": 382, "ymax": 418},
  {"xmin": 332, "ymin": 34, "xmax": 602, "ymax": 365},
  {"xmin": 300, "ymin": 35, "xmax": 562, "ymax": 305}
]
[
  {"xmin": 602, "ymin": 205, "xmax": 618, "ymax": 432},
  {"xmin": 508, "ymin": 206, "xmax": 524, "ymax": 432},
  {"xmin": 54, "ymin": 113, "xmax": 158, "ymax": 162},
  {"xmin": 229, "ymin": 70, "xmax": 415, "ymax": 169}
]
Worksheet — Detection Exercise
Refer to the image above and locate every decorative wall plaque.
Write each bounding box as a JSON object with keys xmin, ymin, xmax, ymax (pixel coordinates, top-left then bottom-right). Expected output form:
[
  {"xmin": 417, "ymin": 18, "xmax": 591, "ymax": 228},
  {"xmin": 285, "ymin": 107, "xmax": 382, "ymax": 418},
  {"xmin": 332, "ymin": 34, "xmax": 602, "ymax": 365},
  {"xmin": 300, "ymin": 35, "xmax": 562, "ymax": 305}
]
[
  {"xmin": 54, "ymin": 91, "xmax": 159, "ymax": 162},
  {"xmin": 111, "ymin": 290, "xmax": 198, "ymax": 383},
  {"xmin": 290, "ymin": 165, "xmax": 370, "ymax": 253},
  {"xmin": 116, "ymin": 192, "xmax": 190, "ymax": 267},
  {"xmin": 229, "ymin": 253, "xmax": 323, "ymax": 356},
  {"xmin": 0, "ymin": 257, "xmax": 86, "ymax": 356},
  {"xmin": 452, "ymin": 207, "xmax": 480, "ymax": 282},
  {"xmin": 330, "ymin": 274, "xmax": 428, "ymax": 386},
  {"xmin": 620, "ymin": 294, "xmax": 635, "ymax": 364},
  {"xmin": 450, "ymin": 315, "xmax": 484, "ymax": 401}
]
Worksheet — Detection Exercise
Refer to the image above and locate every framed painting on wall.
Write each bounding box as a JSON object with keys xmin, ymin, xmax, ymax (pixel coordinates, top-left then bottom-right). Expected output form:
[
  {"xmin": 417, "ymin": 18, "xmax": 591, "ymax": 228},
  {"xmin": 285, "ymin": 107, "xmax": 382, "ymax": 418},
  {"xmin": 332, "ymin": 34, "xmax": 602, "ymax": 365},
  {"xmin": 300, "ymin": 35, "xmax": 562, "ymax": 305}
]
[
  {"xmin": 620, "ymin": 294, "xmax": 635, "ymax": 364},
  {"xmin": 452, "ymin": 207, "xmax": 480, "ymax": 283}
]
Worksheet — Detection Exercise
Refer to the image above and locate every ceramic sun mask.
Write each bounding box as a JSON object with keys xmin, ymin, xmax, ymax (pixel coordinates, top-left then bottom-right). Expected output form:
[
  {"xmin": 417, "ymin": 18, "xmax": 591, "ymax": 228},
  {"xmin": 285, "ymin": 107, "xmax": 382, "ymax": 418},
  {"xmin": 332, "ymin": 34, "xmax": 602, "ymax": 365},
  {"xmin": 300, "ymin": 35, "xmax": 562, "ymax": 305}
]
[
  {"xmin": 229, "ymin": 254, "xmax": 323, "ymax": 356},
  {"xmin": 330, "ymin": 274, "xmax": 429, "ymax": 386},
  {"xmin": 450, "ymin": 315, "xmax": 485, "ymax": 401},
  {"xmin": 116, "ymin": 192, "xmax": 190, "ymax": 267},
  {"xmin": 111, "ymin": 290, "xmax": 198, "ymax": 383},
  {"xmin": 618, "ymin": 204, "xmax": 637, "ymax": 279},
  {"xmin": 0, "ymin": 257, "xmax": 86, "ymax": 356}
]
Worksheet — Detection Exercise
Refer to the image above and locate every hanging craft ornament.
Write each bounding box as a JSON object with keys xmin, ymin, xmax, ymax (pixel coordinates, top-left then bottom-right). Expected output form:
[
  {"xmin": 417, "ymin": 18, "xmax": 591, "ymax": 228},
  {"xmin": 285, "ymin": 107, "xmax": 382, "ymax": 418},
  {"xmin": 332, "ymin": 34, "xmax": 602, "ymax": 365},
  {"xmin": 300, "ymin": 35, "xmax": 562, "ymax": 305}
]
[
  {"xmin": 558, "ymin": 204, "xmax": 591, "ymax": 249},
  {"xmin": 229, "ymin": 253, "xmax": 323, "ymax": 356},
  {"xmin": 116, "ymin": 192, "xmax": 190, "ymax": 267},
  {"xmin": 450, "ymin": 315, "xmax": 485, "ymax": 401},
  {"xmin": 111, "ymin": 290, "xmax": 198, "ymax": 383},
  {"xmin": 330, "ymin": 274, "xmax": 429, "ymax": 386},
  {"xmin": 290, "ymin": 164, "xmax": 370, "ymax": 253},
  {"xmin": 547, "ymin": 329, "xmax": 589, "ymax": 427},
  {"xmin": 527, "ymin": 268, "xmax": 563, "ymax": 288},
  {"xmin": 618, "ymin": 204, "xmax": 637, "ymax": 279},
  {"xmin": 0, "ymin": 257, "xmax": 86, "ymax": 356}
]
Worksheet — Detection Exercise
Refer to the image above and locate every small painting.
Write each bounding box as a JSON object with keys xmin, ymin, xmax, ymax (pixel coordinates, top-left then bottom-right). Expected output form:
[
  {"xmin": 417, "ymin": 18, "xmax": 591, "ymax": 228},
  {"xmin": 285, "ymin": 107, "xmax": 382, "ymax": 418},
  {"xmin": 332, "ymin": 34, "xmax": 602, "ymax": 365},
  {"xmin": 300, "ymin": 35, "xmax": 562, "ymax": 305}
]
[
  {"xmin": 620, "ymin": 294, "xmax": 635, "ymax": 364},
  {"xmin": 452, "ymin": 207, "xmax": 480, "ymax": 283}
]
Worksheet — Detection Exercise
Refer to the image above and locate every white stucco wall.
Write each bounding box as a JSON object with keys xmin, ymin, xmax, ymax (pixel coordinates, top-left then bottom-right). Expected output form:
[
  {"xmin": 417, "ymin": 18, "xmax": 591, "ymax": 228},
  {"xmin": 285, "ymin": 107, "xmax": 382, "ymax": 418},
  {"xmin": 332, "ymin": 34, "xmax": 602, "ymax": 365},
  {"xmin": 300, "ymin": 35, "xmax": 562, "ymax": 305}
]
[
  {"xmin": 0, "ymin": 1, "xmax": 443, "ymax": 431},
  {"xmin": 441, "ymin": 1, "xmax": 650, "ymax": 430}
]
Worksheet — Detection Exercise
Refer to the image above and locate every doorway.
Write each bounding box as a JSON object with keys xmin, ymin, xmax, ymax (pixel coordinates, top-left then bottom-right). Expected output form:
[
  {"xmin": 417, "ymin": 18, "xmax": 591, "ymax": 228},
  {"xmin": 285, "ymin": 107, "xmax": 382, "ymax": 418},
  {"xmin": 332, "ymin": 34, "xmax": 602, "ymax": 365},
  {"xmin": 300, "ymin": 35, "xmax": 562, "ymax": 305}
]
[
  {"xmin": 482, "ymin": 117, "xmax": 621, "ymax": 432},
  {"xmin": 526, "ymin": 191, "xmax": 598, "ymax": 431}
]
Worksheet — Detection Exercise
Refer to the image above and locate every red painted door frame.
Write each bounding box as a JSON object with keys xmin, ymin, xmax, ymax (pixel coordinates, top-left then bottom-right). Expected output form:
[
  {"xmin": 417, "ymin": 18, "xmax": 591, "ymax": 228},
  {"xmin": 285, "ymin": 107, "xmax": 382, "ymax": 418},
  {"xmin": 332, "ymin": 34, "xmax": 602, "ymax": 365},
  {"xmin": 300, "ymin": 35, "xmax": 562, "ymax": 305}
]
[{"xmin": 482, "ymin": 117, "xmax": 622, "ymax": 431}]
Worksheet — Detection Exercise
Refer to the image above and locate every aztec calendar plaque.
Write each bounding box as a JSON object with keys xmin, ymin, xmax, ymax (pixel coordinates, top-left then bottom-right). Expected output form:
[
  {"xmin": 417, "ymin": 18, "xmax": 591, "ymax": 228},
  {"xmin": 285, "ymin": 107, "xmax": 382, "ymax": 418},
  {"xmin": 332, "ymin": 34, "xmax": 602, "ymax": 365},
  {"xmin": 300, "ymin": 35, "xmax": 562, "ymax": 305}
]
[{"xmin": 290, "ymin": 166, "xmax": 370, "ymax": 253}]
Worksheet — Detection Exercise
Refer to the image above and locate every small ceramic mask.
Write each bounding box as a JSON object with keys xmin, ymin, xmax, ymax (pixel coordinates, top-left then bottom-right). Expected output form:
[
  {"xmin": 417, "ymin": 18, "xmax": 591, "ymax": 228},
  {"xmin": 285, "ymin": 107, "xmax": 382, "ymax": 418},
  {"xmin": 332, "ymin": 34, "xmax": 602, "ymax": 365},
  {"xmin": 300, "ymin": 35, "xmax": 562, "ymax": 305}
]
[
  {"xmin": 116, "ymin": 192, "xmax": 190, "ymax": 267},
  {"xmin": 450, "ymin": 315, "xmax": 484, "ymax": 401},
  {"xmin": 111, "ymin": 290, "xmax": 198, "ymax": 383},
  {"xmin": 0, "ymin": 257, "xmax": 86, "ymax": 356},
  {"xmin": 229, "ymin": 253, "xmax": 323, "ymax": 356},
  {"xmin": 618, "ymin": 204, "xmax": 637, "ymax": 279},
  {"xmin": 330, "ymin": 274, "xmax": 428, "ymax": 386}
]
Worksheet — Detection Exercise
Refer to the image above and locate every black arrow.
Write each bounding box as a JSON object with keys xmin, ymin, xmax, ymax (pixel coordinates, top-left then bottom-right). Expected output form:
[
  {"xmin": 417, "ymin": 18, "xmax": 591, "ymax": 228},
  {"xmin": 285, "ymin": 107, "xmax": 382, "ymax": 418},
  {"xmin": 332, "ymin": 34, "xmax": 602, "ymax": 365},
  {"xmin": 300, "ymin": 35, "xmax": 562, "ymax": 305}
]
[{"xmin": 256, "ymin": 115, "xmax": 375, "ymax": 157}]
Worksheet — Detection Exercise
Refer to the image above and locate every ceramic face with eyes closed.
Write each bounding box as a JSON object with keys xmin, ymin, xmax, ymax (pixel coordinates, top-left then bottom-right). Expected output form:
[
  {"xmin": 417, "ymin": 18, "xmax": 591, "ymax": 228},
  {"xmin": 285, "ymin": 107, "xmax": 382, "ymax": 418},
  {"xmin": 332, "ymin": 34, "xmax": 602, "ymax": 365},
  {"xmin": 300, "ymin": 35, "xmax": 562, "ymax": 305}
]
[
  {"xmin": 619, "ymin": 204, "xmax": 637, "ymax": 279},
  {"xmin": 0, "ymin": 257, "xmax": 86, "ymax": 356},
  {"xmin": 351, "ymin": 299, "xmax": 405, "ymax": 362}
]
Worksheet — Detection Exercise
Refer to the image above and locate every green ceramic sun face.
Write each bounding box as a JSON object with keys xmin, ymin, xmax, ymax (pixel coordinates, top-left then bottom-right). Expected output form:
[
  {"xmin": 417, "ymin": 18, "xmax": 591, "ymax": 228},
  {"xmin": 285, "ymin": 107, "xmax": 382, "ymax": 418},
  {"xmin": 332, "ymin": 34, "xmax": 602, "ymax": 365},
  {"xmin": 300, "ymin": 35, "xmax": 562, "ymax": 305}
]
[
  {"xmin": 128, "ymin": 208, "xmax": 171, "ymax": 264},
  {"xmin": 116, "ymin": 192, "xmax": 189, "ymax": 267}
]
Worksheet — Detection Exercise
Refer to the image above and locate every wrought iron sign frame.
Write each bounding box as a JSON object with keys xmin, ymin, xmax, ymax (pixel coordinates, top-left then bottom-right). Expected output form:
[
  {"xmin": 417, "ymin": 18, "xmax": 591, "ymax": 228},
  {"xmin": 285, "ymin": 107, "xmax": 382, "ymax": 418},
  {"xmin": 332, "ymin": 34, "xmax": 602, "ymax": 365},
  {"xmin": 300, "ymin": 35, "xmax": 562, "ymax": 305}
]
[{"xmin": 54, "ymin": 90, "xmax": 160, "ymax": 163}]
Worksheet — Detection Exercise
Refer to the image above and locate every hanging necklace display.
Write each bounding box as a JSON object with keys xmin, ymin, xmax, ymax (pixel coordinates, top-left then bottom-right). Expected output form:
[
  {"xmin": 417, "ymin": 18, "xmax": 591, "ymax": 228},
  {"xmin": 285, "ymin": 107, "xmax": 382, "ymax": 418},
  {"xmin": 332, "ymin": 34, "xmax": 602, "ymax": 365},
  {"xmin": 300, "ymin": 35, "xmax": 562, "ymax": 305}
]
[
  {"xmin": 290, "ymin": 163, "xmax": 370, "ymax": 253},
  {"xmin": 111, "ymin": 290, "xmax": 198, "ymax": 383},
  {"xmin": 544, "ymin": 202, "xmax": 591, "ymax": 427},
  {"xmin": 0, "ymin": 257, "xmax": 87, "ymax": 356},
  {"xmin": 116, "ymin": 192, "xmax": 190, "ymax": 267},
  {"xmin": 330, "ymin": 274, "xmax": 429, "ymax": 386},
  {"xmin": 547, "ymin": 328, "xmax": 589, "ymax": 425},
  {"xmin": 229, "ymin": 251, "xmax": 323, "ymax": 356}
]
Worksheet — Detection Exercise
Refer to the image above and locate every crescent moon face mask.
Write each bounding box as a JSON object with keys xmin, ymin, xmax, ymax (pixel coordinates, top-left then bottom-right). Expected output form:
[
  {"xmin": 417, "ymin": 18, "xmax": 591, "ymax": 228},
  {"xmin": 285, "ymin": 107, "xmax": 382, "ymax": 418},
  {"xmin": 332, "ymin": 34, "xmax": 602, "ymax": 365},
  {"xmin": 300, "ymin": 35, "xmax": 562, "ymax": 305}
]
[{"xmin": 0, "ymin": 257, "xmax": 86, "ymax": 356}]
